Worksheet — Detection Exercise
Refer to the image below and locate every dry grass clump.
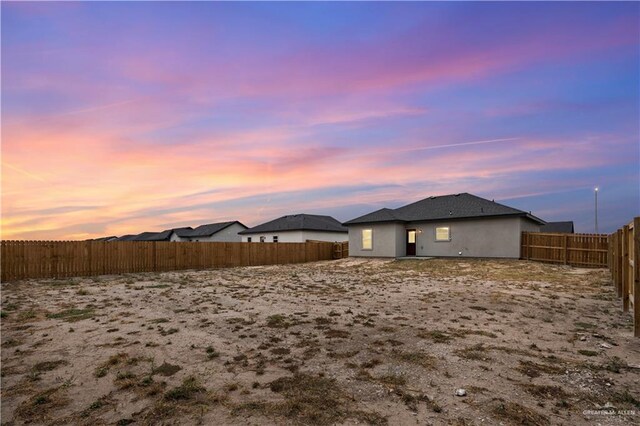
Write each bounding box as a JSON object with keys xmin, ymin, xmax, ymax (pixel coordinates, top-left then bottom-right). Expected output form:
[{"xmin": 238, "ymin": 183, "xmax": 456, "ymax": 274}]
[
  {"xmin": 14, "ymin": 386, "xmax": 70, "ymax": 423},
  {"xmin": 392, "ymin": 351, "xmax": 437, "ymax": 369},
  {"xmin": 521, "ymin": 384, "xmax": 569, "ymax": 399},
  {"xmin": 515, "ymin": 360, "xmax": 565, "ymax": 378},
  {"xmin": 46, "ymin": 308, "xmax": 95, "ymax": 322},
  {"xmin": 233, "ymin": 373, "xmax": 387, "ymax": 425},
  {"xmin": 490, "ymin": 399, "xmax": 550, "ymax": 426}
]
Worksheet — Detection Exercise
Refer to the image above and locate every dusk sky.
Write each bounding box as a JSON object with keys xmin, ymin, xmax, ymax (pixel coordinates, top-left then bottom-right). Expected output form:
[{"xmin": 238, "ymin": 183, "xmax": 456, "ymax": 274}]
[{"xmin": 2, "ymin": 1, "xmax": 639, "ymax": 240}]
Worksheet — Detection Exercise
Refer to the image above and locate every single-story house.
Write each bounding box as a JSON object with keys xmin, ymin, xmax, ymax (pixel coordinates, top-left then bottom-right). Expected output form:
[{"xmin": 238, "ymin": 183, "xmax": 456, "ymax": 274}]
[
  {"xmin": 343, "ymin": 193, "xmax": 545, "ymax": 259},
  {"xmin": 239, "ymin": 214, "xmax": 348, "ymax": 243},
  {"xmin": 540, "ymin": 221, "xmax": 574, "ymax": 233},
  {"xmin": 179, "ymin": 221, "xmax": 248, "ymax": 242}
]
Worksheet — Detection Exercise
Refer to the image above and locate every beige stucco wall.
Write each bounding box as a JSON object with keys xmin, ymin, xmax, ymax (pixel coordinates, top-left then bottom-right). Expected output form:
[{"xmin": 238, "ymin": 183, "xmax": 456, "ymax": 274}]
[{"xmin": 348, "ymin": 223, "xmax": 406, "ymax": 257}]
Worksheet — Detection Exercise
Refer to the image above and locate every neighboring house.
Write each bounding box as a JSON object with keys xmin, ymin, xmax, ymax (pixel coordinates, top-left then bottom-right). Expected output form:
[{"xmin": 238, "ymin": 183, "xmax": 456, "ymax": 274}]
[
  {"xmin": 540, "ymin": 221, "xmax": 574, "ymax": 233},
  {"xmin": 180, "ymin": 221, "xmax": 248, "ymax": 242},
  {"xmin": 120, "ymin": 227, "xmax": 192, "ymax": 242},
  {"xmin": 239, "ymin": 214, "xmax": 348, "ymax": 243},
  {"xmin": 343, "ymin": 193, "xmax": 545, "ymax": 259},
  {"xmin": 90, "ymin": 236, "xmax": 118, "ymax": 242}
]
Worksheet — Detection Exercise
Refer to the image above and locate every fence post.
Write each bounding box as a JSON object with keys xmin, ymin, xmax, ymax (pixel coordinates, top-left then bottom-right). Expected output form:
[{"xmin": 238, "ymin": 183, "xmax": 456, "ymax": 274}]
[
  {"xmin": 563, "ymin": 235, "xmax": 568, "ymax": 265},
  {"xmin": 633, "ymin": 218, "xmax": 639, "ymax": 337},
  {"xmin": 622, "ymin": 225, "xmax": 630, "ymax": 312}
]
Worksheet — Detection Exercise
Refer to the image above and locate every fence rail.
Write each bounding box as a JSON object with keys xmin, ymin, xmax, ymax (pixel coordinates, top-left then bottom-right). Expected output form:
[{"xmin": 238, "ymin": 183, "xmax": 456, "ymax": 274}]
[
  {"xmin": 608, "ymin": 217, "xmax": 639, "ymax": 337},
  {"xmin": 521, "ymin": 232, "xmax": 608, "ymax": 267},
  {"xmin": 0, "ymin": 240, "xmax": 343, "ymax": 281}
]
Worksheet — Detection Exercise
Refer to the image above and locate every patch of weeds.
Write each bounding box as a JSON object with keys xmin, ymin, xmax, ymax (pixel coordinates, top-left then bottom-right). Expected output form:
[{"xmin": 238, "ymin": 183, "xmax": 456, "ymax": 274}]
[
  {"xmin": 164, "ymin": 376, "xmax": 206, "ymax": 401},
  {"xmin": 32, "ymin": 360, "xmax": 68, "ymax": 372},
  {"xmin": 522, "ymin": 384, "xmax": 569, "ymax": 399},
  {"xmin": 234, "ymin": 373, "xmax": 387, "ymax": 425},
  {"xmin": 418, "ymin": 330, "xmax": 452, "ymax": 343},
  {"xmin": 1, "ymin": 311, "xmax": 7, "ymax": 318},
  {"xmin": 574, "ymin": 322, "xmax": 596, "ymax": 330},
  {"xmin": 328, "ymin": 350, "xmax": 359, "ymax": 359},
  {"xmin": 206, "ymin": 346, "xmax": 220, "ymax": 360},
  {"xmin": 611, "ymin": 389, "xmax": 640, "ymax": 409},
  {"xmin": 159, "ymin": 327, "xmax": 179, "ymax": 336},
  {"xmin": 603, "ymin": 356, "xmax": 627, "ymax": 373},
  {"xmin": 491, "ymin": 399, "xmax": 550, "ymax": 426},
  {"xmin": 376, "ymin": 373, "xmax": 407, "ymax": 387},
  {"xmin": 266, "ymin": 314, "xmax": 292, "ymax": 329},
  {"xmin": 46, "ymin": 308, "xmax": 95, "ymax": 322},
  {"xmin": 455, "ymin": 344, "xmax": 490, "ymax": 361},
  {"xmin": 395, "ymin": 389, "xmax": 442, "ymax": 413},
  {"xmin": 578, "ymin": 349, "xmax": 598, "ymax": 357},
  {"xmin": 270, "ymin": 347, "xmax": 291, "ymax": 355},
  {"xmin": 153, "ymin": 362, "xmax": 182, "ymax": 377},
  {"xmin": 515, "ymin": 360, "xmax": 564, "ymax": 378},
  {"xmin": 361, "ymin": 359, "xmax": 382, "ymax": 369},
  {"xmin": 469, "ymin": 306, "xmax": 488, "ymax": 311},
  {"xmin": 324, "ymin": 328, "xmax": 350, "ymax": 338},
  {"xmin": 95, "ymin": 352, "xmax": 128, "ymax": 377},
  {"xmin": 392, "ymin": 351, "xmax": 436, "ymax": 369},
  {"xmin": 18, "ymin": 310, "xmax": 38, "ymax": 322},
  {"xmin": 14, "ymin": 387, "xmax": 70, "ymax": 422}
]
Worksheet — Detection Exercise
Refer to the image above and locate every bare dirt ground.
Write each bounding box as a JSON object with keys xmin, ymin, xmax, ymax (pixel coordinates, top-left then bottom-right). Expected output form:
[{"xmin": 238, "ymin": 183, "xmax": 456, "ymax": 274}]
[{"xmin": 1, "ymin": 258, "xmax": 639, "ymax": 426}]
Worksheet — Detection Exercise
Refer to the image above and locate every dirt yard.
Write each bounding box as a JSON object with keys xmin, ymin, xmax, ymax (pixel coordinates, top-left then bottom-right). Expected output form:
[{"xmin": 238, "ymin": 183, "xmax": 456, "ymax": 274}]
[{"xmin": 1, "ymin": 258, "xmax": 639, "ymax": 425}]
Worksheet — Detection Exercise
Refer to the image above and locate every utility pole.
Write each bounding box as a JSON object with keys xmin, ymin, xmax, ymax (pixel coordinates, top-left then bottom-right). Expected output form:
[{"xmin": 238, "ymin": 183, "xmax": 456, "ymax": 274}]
[{"xmin": 594, "ymin": 187, "xmax": 599, "ymax": 234}]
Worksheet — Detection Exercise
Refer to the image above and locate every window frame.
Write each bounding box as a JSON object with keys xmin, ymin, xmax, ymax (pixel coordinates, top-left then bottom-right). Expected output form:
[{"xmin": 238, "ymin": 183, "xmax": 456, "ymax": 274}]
[
  {"xmin": 273, "ymin": 236, "xmax": 278, "ymax": 243},
  {"xmin": 247, "ymin": 237, "xmax": 252, "ymax": 243},
  {"xmin": 435, "ymin": 226, "xmax": 451, "ymax": 242},
  {"xmin": 362, "ymin": 229, "xmax": 373, "ymax": 250},
  {"xmin": 259, "ymin": 236, "xmax": 265, "ymax": 243}
]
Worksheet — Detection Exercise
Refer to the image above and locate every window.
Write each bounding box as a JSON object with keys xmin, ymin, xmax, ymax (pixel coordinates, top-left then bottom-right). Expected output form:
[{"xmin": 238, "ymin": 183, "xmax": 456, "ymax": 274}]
[
  {"xmin": 247, "ymin": 237, "xmax": 252, "ymax": 242},
  {"xmin": 435, "ymin": 227, "xmax": 450, "ymax": 241},
  {"xmin": 273, "ymin": 236, "xmax": 278, "ymax": 243},
  {"xmin": 362, "ymin": 229, "xmax": 373, "ymax": 250},
  {"xmin": 407, "ymin": 230, "xmax": 416, "ymax": 243},
  {"xmin": 260, "ymin": 236, "xmax": 266, "ymax": 243}
]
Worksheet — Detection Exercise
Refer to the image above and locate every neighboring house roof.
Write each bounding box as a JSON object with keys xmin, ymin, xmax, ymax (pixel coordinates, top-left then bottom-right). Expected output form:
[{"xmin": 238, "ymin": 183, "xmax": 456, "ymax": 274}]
[
  {"xmin": 540, "ymin": 221, "xmax": 574, "ymax": 233},
  {"xmin": 128, "ymin": 227, "xmax": 191, "ymax": 241},
  {"xmin": 90, "ymin": 236, "xmax": 118, "ymax": 241},
  {"xmin": 239, "ymin": 214, "xmax": 348, "ymax": 234},
  {"xmin": 344, "ymin": 193, "xmax": 545, "ymax": 225},
  {"xmin": 116, "ymin": 234, "xmax": 137, "ymax": 241},
  {"xmin": 182, "ymin": 221, "xmax": 247, "ymax": 238}
]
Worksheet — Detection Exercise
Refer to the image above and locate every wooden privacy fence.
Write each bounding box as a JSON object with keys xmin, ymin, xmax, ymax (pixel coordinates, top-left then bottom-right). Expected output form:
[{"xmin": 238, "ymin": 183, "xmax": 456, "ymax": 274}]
[
  {"xmin": 608, "ymin": 217, "xmax": 639, "ymax": 337},
  {"xmin": 0, "ymin": 240, "xmax": 345, "ymax": 282},
  {"xmin": 521, "ymin": 232, "xmax": 608, "ymax": 267}
]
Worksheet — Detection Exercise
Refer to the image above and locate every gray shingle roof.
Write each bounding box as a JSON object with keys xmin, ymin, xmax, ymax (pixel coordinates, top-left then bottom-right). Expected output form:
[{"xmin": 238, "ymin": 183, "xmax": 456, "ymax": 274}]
[
  {"xmin": 540, "ymin": 221, "xmax": 574, "ymax": 233},
  {"xmin": 344, "ymin": 193, "xmax": 545, "ymax": 225},
  {"xmin": 182, "ymin": 221, "xmax": 246, "ymax": 238},
  {"xmin": 115, "ymin": 234, "xmax": 138, "ymax": 241},
  {"xmin": 130, "ymin": 230, "xmax": 175, "ymax": 241},
  {"xmin": 239, "ymin": 214, "xmax": 347, "ymax": 234}
]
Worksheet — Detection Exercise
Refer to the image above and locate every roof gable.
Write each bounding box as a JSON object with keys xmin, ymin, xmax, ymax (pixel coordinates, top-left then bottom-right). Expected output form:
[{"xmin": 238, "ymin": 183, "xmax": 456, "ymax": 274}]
[{"xmin": 183, "ymin": 221, "xmax": 247, "ymax": 237}]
